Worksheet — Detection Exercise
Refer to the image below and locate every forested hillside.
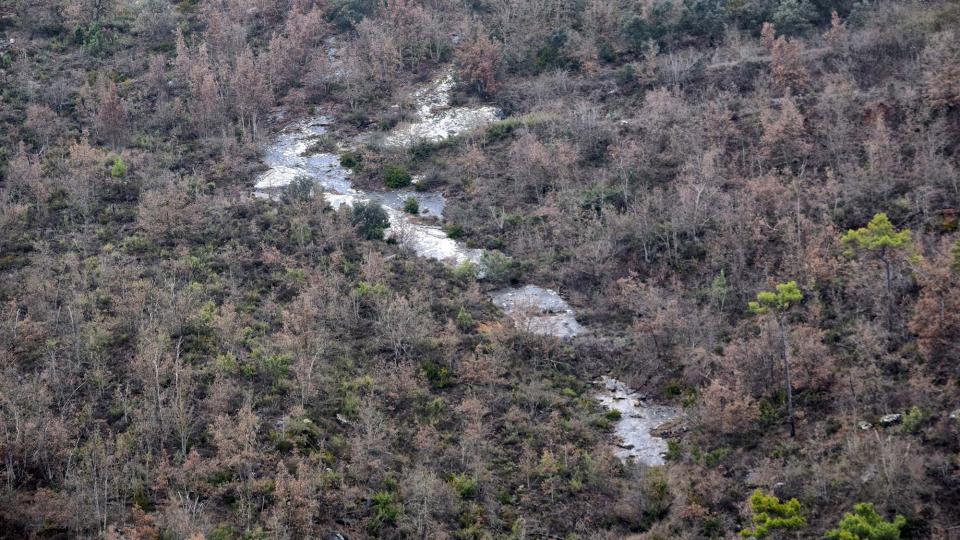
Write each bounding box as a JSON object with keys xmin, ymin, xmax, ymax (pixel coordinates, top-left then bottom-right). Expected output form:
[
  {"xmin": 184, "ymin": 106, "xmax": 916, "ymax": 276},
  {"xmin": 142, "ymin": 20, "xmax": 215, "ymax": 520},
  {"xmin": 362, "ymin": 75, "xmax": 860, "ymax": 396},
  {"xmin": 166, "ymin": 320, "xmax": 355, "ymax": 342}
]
[{"xmin": 1, "ymin": 0, "xmax": 959, "ymax": 538}]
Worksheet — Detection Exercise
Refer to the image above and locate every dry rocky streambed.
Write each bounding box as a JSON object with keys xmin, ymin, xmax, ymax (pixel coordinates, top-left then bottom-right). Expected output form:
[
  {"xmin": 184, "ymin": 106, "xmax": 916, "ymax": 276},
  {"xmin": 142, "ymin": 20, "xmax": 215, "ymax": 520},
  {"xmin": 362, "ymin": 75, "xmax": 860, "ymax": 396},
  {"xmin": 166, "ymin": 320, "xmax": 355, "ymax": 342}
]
[{"xmin": 254, "ymin": 72, "xmax": 679, "ymax": 466}]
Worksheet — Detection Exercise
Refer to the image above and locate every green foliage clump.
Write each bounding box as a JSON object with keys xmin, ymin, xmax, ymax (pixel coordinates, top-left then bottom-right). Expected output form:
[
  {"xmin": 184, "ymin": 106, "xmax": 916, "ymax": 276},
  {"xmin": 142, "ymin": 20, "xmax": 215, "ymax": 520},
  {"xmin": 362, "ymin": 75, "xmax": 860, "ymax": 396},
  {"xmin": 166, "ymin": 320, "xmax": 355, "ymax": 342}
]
[
  {"xmin": 328, "ymin": 0, "xmax": 380, "ymax": 31},
  {"xmin": 452, "ymin": 261, "xmax": 478, "ymax": 281},
  {"xmin": 283, "ymin": 176, "xmax": 316, "ymax": 203},
  {"xmin": 74, "ymin": 22, "xmax": 112, "ymax": 56},
  {"xmin": 951, "ymin": 238, "xmax": 960, "ymax": 272},
  {"xmin": 403, "ymin": 196, "xmax": 419, "ymax": 214},
  {"xmin": 604, "ymin": 409, "xmax": 621, "ymax": 421},
  {"xmin": 841, "ymin": 213, "xmax": 912, "ymax": 256},
  {"xmin": 339, "ymin": 150, "xmax": 362, "ymax": 170},
  {"xmin": 422, "ymin": 360, "xmax": 451, "ymax": 388},
  {"xmin": 622, "ymin": 2, "xmax": 672, "ymax": 49},
  {"xmin": 639, "ymin": 468, "xmax": 672, "ymax": 527},
  {"xmin": 110, "ymin": 157, "xmax": 127, "ymax": 178},
  {"xmin": 354, "ymin": 281, "xmax": 389, "ymax": 298},
  {"xmin": 480, "ymin": 251, "xmax": 521, "ymax": 283},
  {"xmin": 665, "ymin": 439, "xmax": 682, "ymax": 461},
  {"xmin": 740, "ymin": 490, "xmax": 806, "ymax": 538},
  {"xmin": 350, "ymin": 202, "xmax": 390, "ymax": 240},
  {"xmin": 748, "ymin": 281, "xmax": 803, "ymax": 315},
  {"xmin": 485, "ymin": 118, "xmax": 522, "ymax": 141},
  {"xmin": 534, "ymin": 30, "xmax": 581, "ymax": 73},
  {"xmin": 369, "ymin": 491, "xmax": 401, "ymax": 533},
  {"xmin": 382, "ymin": 163, "xmax": 411, "ymax": 188},
  {"xmin": 214, "ymin": 353, "xmax": 238, "ymax": 374},
  {"xmin": 901, "ymin": 406, "xmax": 927, "ymax": 434},
  {"xmin": 208, "ymin": 524, "xmax": 238, "ymax": 540},
  {"xmin": 456, "ymin": 306, "xmax": 475, "ymax": 331},
  {"xmin": 771, "ymin": 0, "xmax": 819, "ymax": 35},
  {"xmin": 825, "ymin": 503, "xmax": 906, "ymax": 540},
  {"xmin": 449, "ymin": 473, "xmax": 478, "ymax": 499},
  {"xmin": 302, "ymin": 134, "xmax": 337, "ymax": 155},
  {"xmin": 444, "ymin": 223, "xmax": 465, "ymax": 239},
  {"xmin": 678, "ymin": 0, "xmax": 727, "ymax": 43}
]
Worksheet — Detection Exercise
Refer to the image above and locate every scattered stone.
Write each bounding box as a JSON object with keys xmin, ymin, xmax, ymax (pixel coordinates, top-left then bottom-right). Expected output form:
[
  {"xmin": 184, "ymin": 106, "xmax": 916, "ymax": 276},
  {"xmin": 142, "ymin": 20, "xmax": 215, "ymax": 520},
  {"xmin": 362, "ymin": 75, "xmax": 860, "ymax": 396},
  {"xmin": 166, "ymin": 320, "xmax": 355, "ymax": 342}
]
[
  {"xmin": 651, "ymin": 418, "xmax": 687, "ymax": 438},
  {"xmin": 595, "ymin": 376, "xmax": 680, "ymax": 465},
  {"xmin": 949, "ymin": 409, "xmax": 960, "ymax": 421},
  {"xmin": 858, "ymin": 421, "xmax": 873, "ymax": 430},
  {"xmin": 879, "ymin": 413, "xmax": 902, "ymax": 427},
  {"xmin": 490, "ymin": 285, "xmax": 583, "ymax": 338},
  {"xmin": 383, "ymin": 71, "xmax": 500, "ymax": 148}
]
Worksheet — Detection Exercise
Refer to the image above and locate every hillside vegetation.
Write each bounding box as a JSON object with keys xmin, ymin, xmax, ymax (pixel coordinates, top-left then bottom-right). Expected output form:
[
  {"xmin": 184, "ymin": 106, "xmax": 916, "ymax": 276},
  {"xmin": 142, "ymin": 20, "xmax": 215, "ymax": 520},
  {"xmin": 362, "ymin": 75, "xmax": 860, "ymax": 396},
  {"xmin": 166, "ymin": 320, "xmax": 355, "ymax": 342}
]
[{"xmin": 1, "ymin": 0, "xmax": 960, "ymax": 538}]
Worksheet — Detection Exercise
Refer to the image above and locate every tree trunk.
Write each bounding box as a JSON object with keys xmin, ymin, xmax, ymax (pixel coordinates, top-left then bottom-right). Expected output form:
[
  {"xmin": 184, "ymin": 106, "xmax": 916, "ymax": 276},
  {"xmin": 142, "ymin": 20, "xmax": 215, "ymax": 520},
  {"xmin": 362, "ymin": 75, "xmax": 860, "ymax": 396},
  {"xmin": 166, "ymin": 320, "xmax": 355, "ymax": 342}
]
[
  {"xmin": 777, "ymin": 313, "xmax": 796, "ymax": 438},
  {"xmin": 882, "ymin": 254, "xmax": 894, "ymax": 335}
]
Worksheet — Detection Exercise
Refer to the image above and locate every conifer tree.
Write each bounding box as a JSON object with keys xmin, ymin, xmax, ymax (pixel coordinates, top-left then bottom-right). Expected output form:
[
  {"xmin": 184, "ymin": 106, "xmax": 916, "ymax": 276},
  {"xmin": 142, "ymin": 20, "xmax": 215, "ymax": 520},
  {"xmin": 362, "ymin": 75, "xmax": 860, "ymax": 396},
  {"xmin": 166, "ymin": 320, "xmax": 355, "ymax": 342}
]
[
  {"xmin": 749, "ymin": 281, "xmax": 803, "ymax": 437},
  {"xmin": 825, "ymin": 503, "xmax": 905, "ymax": 540},
  {"xmin": 740, "ymin": 489, "xmax": 806, "ymax": 538},
  {"xmin": 841, "ymin": 213, "xmax": 913, "ymax": 334}
]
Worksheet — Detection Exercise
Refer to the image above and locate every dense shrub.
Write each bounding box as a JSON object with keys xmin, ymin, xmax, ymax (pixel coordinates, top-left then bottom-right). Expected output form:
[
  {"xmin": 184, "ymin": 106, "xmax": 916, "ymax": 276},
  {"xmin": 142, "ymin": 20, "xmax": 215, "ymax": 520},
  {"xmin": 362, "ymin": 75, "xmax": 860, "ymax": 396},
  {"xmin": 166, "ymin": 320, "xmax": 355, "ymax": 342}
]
[
  {"xmin": 402, "ymin": 196, "xmax": 419, "ymax": 214},
  {"xmin": 382, "ymin": 163, "xmax": 411, "ymax": 188},
  {"xmin": 340, "ymin": 150, "xmax": 363, "ymax": 170},
  {"xmin": 351, "ymin": 201, "xmax": 390, "ymax": 239}
]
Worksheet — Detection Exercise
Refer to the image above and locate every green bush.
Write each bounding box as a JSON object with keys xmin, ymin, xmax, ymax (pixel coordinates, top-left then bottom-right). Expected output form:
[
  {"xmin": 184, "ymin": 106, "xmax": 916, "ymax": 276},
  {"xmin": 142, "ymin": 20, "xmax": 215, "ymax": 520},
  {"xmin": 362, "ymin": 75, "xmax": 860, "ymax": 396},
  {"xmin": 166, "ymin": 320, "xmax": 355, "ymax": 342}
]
[
  {"xmin": 351, "ymin": 202, "xmax": 390, "ymax": 240},
  {"xmin": 74, "ymin": 22, "xmax": 112, "ymax": 56},
  {"xmin": 422, "ymin": 360, "xmax": 451, "ymax": 388},
  {"xmin": 403, "ymin": 196, "xmax": 419, "ymax": 214},
  {"xmin": 901, "ymin": 406, "xmax": 927, "ymax": 434},
  {"xmin": 622, "ymin": 2, "xmax": 673, "ymax": 49},
  {"xmin": 110, "ymin": 157, "xmax": 127, "ymax": 178},
  {"xmin": 479, "ymin": 251, "xmax": 521, "ymax": 283},
  {"xmin": 443, "ymin": 223, "xmax": 465, "ymax": 239},
  {"xmin": 452, "ymin": 261, "xmax": 478, "ymax": 281},
  {"xmin": 302, "ymin": 134, "xmax": 337, "ymax": 155},
  {"xmin": 382, "ymin": 163, "xmax": 411, "ymax": 188},
  {"xmin": 456, "ymin": 306, "xmax": 475, "ymax": 331},
  {"xmin": 339, "ymin": 150, "xmax": 362, "ymax": 170},
  {"xmin": 208, "ymin": 524, "xmax": 238, "ymax": 540},
  {"xmin": 678, "ymin": 0, "xmax": 728, "ymax": 43},
  {"xmin": 665, "ymin": 439, "xmax": 682, "ymax": 461},
  {"xmin": 369, "ymin": 491, "xmax": 401, "ymax": 532},
  {"xmin": 534, "ymin": 30, "xmax": 581, "ymax": 73},
  {"xmin": 328, "ymin": 0, "xmax": 380, "ymax": 31},
  {"xmin": 772, "ymin": 0, "xmax": 819, "ymax": 35},
  {"xmin": 450, "ymin": 473, "xmax": 478, "ymax": 499},
  {"xmin": 283, "ymin": 176, "xmax": 316, "ymax": 203},
  {"xmin": 485, "ymin": 118, "xmax": 521, "ymax": 141}
]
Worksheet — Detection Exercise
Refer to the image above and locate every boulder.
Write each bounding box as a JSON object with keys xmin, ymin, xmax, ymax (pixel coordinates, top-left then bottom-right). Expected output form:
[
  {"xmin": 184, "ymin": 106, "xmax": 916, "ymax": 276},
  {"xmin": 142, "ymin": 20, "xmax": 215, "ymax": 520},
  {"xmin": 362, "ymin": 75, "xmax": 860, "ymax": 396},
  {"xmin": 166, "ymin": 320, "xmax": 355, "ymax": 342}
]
[
  {"xmin": 858, "ymin": 421, "xmax": 873, "ymax": 430},
  {"xmin": 879, "ymin": 413, "xmax": 901, "ymax": 427}
]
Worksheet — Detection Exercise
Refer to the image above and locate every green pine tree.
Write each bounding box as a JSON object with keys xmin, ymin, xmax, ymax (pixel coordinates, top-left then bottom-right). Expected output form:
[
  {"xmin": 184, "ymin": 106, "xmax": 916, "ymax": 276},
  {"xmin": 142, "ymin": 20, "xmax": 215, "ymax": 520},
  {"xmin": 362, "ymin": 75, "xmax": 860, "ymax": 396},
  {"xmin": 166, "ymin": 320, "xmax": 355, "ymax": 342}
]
[
  {"xmin": 748, "ymin": 281, "xmax": 803, "ymax": 437},
  {"xmin": 841, "ymin": 212, "xmax": 914, "ymax": 334},
  {"xmin": 740, "ymin": 489, "xmax": 806, "ymax": 538},
  {"xmin": 110, "ymin": 156, "xmax": 127, "ymax": 178},
  {"xmin": 825, "ymin": 503, "xmax": 906, "ymax": 540}
]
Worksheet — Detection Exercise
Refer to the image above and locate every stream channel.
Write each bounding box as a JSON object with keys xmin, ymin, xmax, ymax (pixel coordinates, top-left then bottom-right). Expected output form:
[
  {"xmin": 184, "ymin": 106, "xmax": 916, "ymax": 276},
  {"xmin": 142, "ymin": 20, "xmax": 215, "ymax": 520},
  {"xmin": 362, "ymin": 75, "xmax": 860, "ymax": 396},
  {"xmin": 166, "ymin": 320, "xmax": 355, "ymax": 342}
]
[{"xmin": 253, "ymin": 72, "xmax": 677, "ymax": 465}]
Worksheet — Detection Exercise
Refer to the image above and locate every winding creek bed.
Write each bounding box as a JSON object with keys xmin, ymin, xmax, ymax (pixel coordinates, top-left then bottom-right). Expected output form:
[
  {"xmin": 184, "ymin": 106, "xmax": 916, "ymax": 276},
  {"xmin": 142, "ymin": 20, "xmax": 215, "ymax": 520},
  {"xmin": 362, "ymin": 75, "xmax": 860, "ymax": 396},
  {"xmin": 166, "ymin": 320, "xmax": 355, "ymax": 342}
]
[{"xmin": 253, "ymin": 72, "xmax": 679, "ymax": 466}]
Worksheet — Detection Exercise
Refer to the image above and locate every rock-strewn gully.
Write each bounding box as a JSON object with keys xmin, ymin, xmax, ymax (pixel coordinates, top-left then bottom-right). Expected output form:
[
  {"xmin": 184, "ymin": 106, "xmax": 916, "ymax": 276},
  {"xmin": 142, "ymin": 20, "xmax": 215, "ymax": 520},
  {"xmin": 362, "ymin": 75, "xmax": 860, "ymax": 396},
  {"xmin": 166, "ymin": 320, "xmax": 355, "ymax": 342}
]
[{"xmin": 255, "ymin": 71, "xmax": 677, "ymax": 465}]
